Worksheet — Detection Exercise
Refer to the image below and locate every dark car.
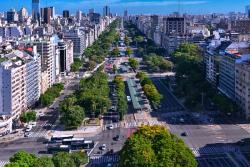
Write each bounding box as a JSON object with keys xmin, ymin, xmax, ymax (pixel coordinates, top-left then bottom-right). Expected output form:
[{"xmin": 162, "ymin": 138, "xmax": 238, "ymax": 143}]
[
  {"xmin": 181, "ymin": 132, "xmax": 188, "ymax": 137},
  {"xmin": 113, "ymin": 135, "xmax": 120, "ymax": 141}
]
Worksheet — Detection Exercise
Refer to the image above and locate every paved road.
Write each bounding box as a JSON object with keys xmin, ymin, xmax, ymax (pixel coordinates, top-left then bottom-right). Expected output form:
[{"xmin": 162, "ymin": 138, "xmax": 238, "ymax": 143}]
[
  {"xmin": 152, "ymin": 79, "xmax": 184, "ymax": 112},
  {"xmin": 0, "ymin": 138, "xmax": 47, "ymax": 161}
]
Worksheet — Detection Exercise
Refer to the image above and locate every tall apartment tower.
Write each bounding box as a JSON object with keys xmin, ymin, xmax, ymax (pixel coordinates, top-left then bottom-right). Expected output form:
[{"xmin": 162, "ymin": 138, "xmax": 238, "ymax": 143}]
[
  {"xmin": 246, "ymin": 5, "xmax": 250, "ymax": 19},
  {"xmin": 32, "ymin": 0, "xmax": 40, "ymax": 22},
  {"xmin": 103, "ymin": 6, "xmax": 110, "ymax": 17},
  {"xmin": 0, "ymin": 50, "xmax": 41, "ymax": 135},
  {"xmin": 43, "ymin": 7, "xmax": 52, "ymax": 24},
  {"xmin": 63, "ymin": 10, "xmax": 70, "ymax": 18},
  {"xmin": 164, "ymin": 17, "xmax": 186, "ymax": 35}
]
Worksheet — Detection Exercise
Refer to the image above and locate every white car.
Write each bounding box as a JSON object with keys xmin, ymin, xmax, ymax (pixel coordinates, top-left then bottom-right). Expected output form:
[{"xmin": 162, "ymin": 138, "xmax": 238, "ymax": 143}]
[
  {"xmin": 107, "ymin": 125, "xmax": 114, "ymax": 130},
  {"xmin": 127, "ymin": 96, "xmax": 132, "ymax": 102},
  {"xmin": 101, "ymin": 144, "xmax": 107, "ymax": 150},
  {"xmin": 25, "ymin": 125, "xmax": 32, "ymax": 132}
]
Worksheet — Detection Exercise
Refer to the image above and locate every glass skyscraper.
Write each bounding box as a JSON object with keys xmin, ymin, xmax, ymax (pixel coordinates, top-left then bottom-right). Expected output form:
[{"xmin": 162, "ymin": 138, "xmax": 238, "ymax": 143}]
[{"xmin": 32, "ymin": 0, "xmax": 40, "ymax": 22}]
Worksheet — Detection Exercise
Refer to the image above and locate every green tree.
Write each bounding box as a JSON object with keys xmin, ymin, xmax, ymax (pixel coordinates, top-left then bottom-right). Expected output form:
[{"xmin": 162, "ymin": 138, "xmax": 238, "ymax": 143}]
[
  {"xmin": 85, "ymin": 60, "xmax": 96, "ymax": 71},
  {"xmin": 136, "ymin": 72, "xmax": 147, "ymax": 80},
  {"xmin": 119, "ymin": 125, "xmax": 197, "ymax": 167},
  {"xmin": 111, "ymin": 47, "xmax": 120, "ymax": 57},
  {"xmin": 71, "ymin": 58, "xmax": 82, "ymax": 72},
  {"xmin": 125, "ymin": 35, "xmax": 130, "ymax": 46},
  {"xmin": 113, "ymin": 64, "xmax": 117, "ymax": 74},
  {"xmin": 32, "ymin": 156, "xmax": 54, "ymax": 167},
  {"xmin": 70, "ymin": 151, "xmax": 88, "ymax": 167},
  {"xmin": 143, "ymin": 84, "xmax": 162, "ymax": 106},
  {"xmin": 125, "ymin": 47, "xmax": 133, "ymax": 56},
  {"xmin": 128, "ymin": 58, "xmax": 139, "ymax": 70},
  {"xmin": 60, "ymin": 105, "xmax": 84, "ymax": 129},
  {"xmin": 134, "ymin": 36, "xmax": 144, "ymax": 47},
  {"xmin": 52, "ymin": 152, "xmax": 75, "ymax": 167},
  {"xmin": 8, "ymin": 150, "xmax": 37, "ymax": 167},
  {"xmin": 20, "ymin": 111, "xmax": 36, "ymax": 123}
]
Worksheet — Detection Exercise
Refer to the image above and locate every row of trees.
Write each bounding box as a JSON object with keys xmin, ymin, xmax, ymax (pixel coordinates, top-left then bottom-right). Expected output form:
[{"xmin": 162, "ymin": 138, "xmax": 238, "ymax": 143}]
[
  {"xmin": 40, "ymin": 83, "xmax": 64, "ymax": 107},
  {"xmin": 84, "ymin": 19, "xmax": 120, "ymax": 64},
  {"xmin": 70, "ymin": 58, "xmax": 83, "ymax": 72},
  {"xmin": 119, "ymin": 125, "xmax": 197, "ymax": 167},
  {"xmin": 6, "ymin": 150, "xmax": 88, "ymax": 167},
  {"xmin": 136, "ymin": 72, "xmax": 162, "ymax": 106},
  {"xmin": 59, "ymin": 96, "xmax": 85, "ymax": 129},
  {"xmin": 143, "ymin": 53, "xmax": 173, "ymax": 72},
  {"xmin": 59, "ymin": 71, "xmax": 110, "ymax": 129},
  {"xmin": 172, "ymin": 43, "xmax": 237, "ymax": 113},
  {"xmin": 113, "ymin": 76, "xmax": 128, "ymax": 120},
  {"xmin": 125, "ymin": 22, "xmax": 166, "ymax": 57}
]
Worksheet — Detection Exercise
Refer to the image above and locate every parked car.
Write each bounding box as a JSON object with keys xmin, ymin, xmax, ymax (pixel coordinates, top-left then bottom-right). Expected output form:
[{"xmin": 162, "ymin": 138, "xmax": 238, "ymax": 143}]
[
  {"xmin": 24, "ymin": 132, "xmax": 31, "ymax": 137},
  {"xmin": 107, "ymin": 125, "xmax": 114, "ymax": 130},
  {"xmin": 25, "ymin": 125, "xmax": 32, "ymax": 132},
  {"xmin": 100, "ymin": 144, "xmax": 107, "ymax": 150},
  {"xmin": 127, "ymin": 96, "xmax": 132, "ymax": 102}
]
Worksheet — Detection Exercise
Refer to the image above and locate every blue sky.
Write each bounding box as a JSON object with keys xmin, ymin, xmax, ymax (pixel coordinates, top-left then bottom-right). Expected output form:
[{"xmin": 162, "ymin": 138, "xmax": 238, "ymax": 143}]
[{"xmin": 0, "ymin": 0, "xmax": 249, "ymax": 15}]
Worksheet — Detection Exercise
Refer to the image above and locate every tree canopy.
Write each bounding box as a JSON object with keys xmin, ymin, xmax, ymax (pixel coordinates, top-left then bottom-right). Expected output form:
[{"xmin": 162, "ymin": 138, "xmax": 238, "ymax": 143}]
[
  {"xmin": 6, "ymin": 151, "xmax": 88, "ymax": 167},
  {"xmin": 143, "ymin": 53, "xmax": 173, "ymax": 72},
  {"xmin": 128, "ymin": 58, "xmax": 139, "ymax": 70},
  {"xmin": 119, "ymin": 125, "xmax": 197, "ymax": 167},
  {"xmin": 40, "ymin": 83, "xmax": 64, "ymax": 107},
  {"xmin": 20, "ymin": 111, "xmax": 36, "ymax": 123}
]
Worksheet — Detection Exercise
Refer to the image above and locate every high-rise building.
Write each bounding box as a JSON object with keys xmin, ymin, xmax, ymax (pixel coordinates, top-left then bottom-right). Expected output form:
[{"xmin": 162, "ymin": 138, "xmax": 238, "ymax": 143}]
[
  {"xmin": 32, "ymin": 0, "xmax": 40, "ymax": 22},
  {"xmin": 235, "ymin": 57, "xmax": 250, "ymax": 119},
  {"xmin": 76, "ymin": 10, "xmax": 82, "ymax": 21},
  {"xmin": 63, "ymin": 28, "xmax": 86, "ymax": 58},
  {"xmin": 163, "ymin": 17, "xmax": 186, "ymax": 35},
  {"xmin": 246, "ymin": 5, "xmax": 250, "ymax": 19},
  {"xmin": 103, "ymin": 5, "xmax": 110, "ymax": 17},
  {"xmin": 43, "ymin": 7, "xmax": 52, "ymax": 24},
  {"xmin": 18, "ymin": 7, "xmax": 28, "ymax": 22},
  {"xmin": 50, "ymin": 7, "xmax": 55, "ymax": 18},
  {"xmin": 58, "ymin": 40, "xmax": 74, "ymax": 74},
  {"xmin": 0, "ymin": 49, "xmax": 41, "ymax": 136},
  {"xmin": 6, "ymin": 9, "xmax": 18, "ymax": 23},
  {"xmin": 63, "ymin": 10, "xmax": 70, "ymax": 18}
]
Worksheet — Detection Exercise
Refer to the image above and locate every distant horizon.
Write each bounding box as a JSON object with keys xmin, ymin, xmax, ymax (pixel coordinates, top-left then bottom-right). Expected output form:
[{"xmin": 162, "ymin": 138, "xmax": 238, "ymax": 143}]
[{"xmin": 0, "ymin": 0, "xmax": 249, "ymax": 15}]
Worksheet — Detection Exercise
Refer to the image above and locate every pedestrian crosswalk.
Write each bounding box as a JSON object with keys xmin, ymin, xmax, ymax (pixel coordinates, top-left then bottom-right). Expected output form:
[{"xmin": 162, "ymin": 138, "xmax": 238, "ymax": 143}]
[
  {"xmin": 0, "ymin": 160, "xmax": 8, "ymax": 167},
  {"xmin": 124, "ymin": 120, "xmax": 164, "ymax": 128},
  {"xmin": 90, "ymin": 155, "xmax": 119, "ymax": 164},
  {"xmin": 191, "ymin": 146, "xmax": 237, "ymax": 157},
  {"xmin": 28, "ymin": 131, "xmax": 49, "ymax": 138},
  {"xmin": 103, "ymin": 123, "xmax": 121, "ymax": 130}
]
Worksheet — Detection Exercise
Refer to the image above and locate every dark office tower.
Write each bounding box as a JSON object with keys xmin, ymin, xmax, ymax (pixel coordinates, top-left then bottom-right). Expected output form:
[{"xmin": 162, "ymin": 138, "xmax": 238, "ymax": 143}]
[
  {"xmin": 43, "ymin": 7, "xmax": 52, "ymax": 24},
  {"xmin": 58, "ymin": 41, "xmax": 67, "ymax": 73},
  {"xmin": 7, "ymin": 9, "xmax": 17, "ymax": 23},
  {"xmin": 89, "ymin": 8, "xmax": 95, "ymax": 14},
  {"xmin": 124, "ymin": 9, "xmax": 128, "ymax": 17},
  {"xmin": 246, "ymin": 5, "xmax": 250, "ymax": 19},
  {"xmin": 63, "ymin": 10, "xmax": 70, "ymax": 18},
  {"xmin": 32, "ymin": 0, "xmax": 40, "ymax": 22},
  {"xmin": 151, "ymin": 15, "xmax": 159, "ymax": 28},
  {"xmin": 164, "ymin": 17, "xmax": 186, "ymax": 35},
  {"xmin": 103, "ymin": 5, "xmax": 110, "ymax": 17}
]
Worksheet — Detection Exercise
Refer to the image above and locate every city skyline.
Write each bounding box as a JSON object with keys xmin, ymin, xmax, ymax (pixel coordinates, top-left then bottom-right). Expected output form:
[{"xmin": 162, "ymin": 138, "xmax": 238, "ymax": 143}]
[{"xmin": 0, "ymin": 0, "xmax": 250, "ymax": 15}]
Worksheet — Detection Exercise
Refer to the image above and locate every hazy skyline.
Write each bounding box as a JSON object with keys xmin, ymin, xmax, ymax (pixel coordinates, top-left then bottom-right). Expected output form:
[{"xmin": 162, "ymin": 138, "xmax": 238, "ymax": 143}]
[{"xmin": 0, "ymin": 0, "xmax": 249, "ymax": 15}]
